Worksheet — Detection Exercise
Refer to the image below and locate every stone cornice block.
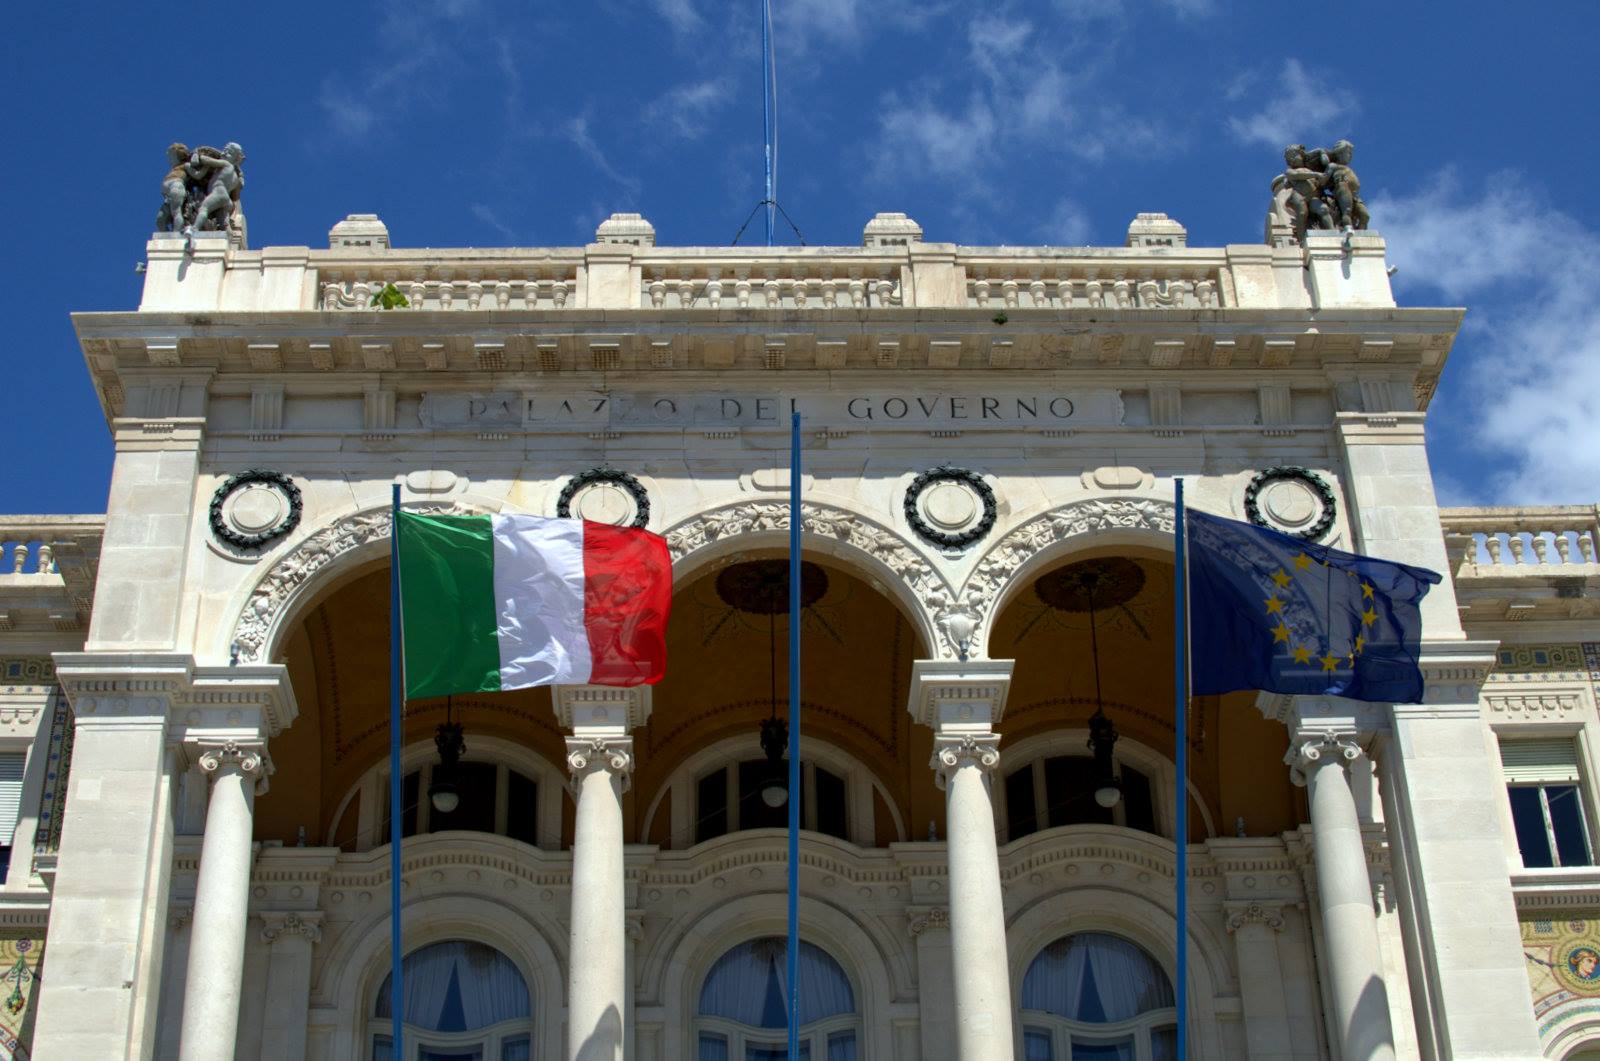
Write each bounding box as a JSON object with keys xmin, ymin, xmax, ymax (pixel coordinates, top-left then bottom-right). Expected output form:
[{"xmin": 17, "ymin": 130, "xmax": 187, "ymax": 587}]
[
  {"xmin": 553, "ymin": 683, "xmax": 652, "ymax": 733},
  {"xmin": 905, "ymin": 658, "xmax": 1014, "ymax": 731},
  {"xmin": 51, "ymin": 652, "xmax": 297, "ymax": 736}
]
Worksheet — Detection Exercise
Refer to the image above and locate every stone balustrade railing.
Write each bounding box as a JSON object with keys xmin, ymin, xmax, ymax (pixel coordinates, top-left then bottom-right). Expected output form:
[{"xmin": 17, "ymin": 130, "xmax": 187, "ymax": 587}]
[
  {"xmin": 0, "ymin": 517, "xmax": 104, "ymax": 581},
  {"xmin": 964, "ymin": 263, "xmax": 1222, "ymax": 310},
  {"xmin": 318, "ymin": 271, "xmax": 578, "ymax": 312},
  {"xmin": 1440, "ymin": 505, "xmax": 1600, "ymax": 574}
]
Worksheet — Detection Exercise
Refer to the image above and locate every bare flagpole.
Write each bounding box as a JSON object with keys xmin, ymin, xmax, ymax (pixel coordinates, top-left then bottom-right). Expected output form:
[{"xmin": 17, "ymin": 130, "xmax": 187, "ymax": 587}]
[
  {"xmin": 1173, "ymin": 478, "xmax": 1189, "ymax": 1058},
  {"xmin": 388, "ymin": 483, "xmax": 405, "ymax": 1055}
]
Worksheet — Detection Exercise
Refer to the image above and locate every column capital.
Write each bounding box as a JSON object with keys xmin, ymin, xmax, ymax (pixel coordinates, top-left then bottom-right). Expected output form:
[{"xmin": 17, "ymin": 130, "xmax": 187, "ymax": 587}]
[
  {"xmin": 931, "ymin": 733, "xmax": 1001, "ymax": 789},
  {"xmin": 189, "ymin": 738, "xmax": 272, "ymax": 794},
  {"xmin": 1224, "ymin": 900, "xmax": 1288, "ymax": 934},
  {"xmin": 554, "ymin": 683, "xmax": 652, "ymax": 733},
  {"xmin": 906, "ymin": 659, "xmax": 1014, "ymax": 730},
  {"xmin": 1285, "ymin": 732, "xmax": 1360, "ymax": 786},
  {"xmin": 260, "ymin": 911, "xmax": 323, "ymax": 946},
  {"xmin": 907, "ymin": 906, "xmax": 951, "ymax": 938},
  {"xmin": 566, "ymin": 735, "xmax": 634, "ymax": 787}
]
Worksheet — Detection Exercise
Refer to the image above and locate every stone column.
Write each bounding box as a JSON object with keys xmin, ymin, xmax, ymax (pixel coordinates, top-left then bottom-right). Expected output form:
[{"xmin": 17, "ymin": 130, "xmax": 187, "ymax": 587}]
[
  {"xmin": 1224, "ymin": 902, "xmax": 1293, "ymax": 1061},
  {"xmin": 555, "ymin": 685, "xmax": 651, "ymax": 1061},
  {"xmin": 1290, "ymin": 734, "xmax": 1394, "ymax": 1061},
  {"xmin": 907, "ymin": 660, "xmax": 1015, "ymax": 1061},
  {"xmin": 259, "ymin": 913, "xmax": 323, "ymax": 1061},
  {"xmin": 178, "ymin": 741, "xmax": 265, "ymax": 1061}
]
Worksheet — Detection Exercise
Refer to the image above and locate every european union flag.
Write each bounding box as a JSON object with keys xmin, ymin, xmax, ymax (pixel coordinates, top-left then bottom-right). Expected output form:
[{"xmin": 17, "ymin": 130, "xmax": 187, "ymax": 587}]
[{"xmin": 1186, "ymin": 510, "xmax": 1441, "ymax": 703}]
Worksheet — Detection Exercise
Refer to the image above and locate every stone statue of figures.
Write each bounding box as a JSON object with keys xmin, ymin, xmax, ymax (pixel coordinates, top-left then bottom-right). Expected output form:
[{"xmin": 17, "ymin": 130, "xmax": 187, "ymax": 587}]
[
  {"xmin": 1269, "ymin": 139, "xmax": 1370, "ymax": 243},
  {"xmin": 154, "ymin": 140, "xmax": 246, "ymax": 243},
  {"xmin": 188, "ymin": 143, "xmax": 245, "ymax": 234},
  {"xmin": 1272, "ymin": 144, "xmax": 1336, "ymax": 244},
  {"xmin": 1322, "ymin": 139, "xmax": 1369, "ymax": 231}
]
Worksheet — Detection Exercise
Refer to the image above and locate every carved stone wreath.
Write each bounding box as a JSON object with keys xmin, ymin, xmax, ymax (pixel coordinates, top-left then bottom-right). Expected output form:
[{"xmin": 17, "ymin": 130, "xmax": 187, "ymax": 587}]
[
  {"xmin": 209, "ymin": 470, "xmax": 302, "ymax": 550},
  {"xmin": 556, "ymin": 467, "xmax": 650, "ymax": 529},
  {"xmin": 903, "ymin": 466, "xmax": 997, "ymax": 549},
  {"xmin": 1244, "ymin": 466, "xmax": 1336, "ymax": 542}
]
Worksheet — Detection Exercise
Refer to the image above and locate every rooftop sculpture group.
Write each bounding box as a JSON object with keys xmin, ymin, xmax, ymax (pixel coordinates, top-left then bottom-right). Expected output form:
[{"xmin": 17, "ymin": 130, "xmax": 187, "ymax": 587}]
[
  {"xmin": 156, "ymin": 141, "xmax": 246, "ymax": 244},
  {"xmin": 1271, "ymin": 139, "xmax": 1369, "ymax": 244}
]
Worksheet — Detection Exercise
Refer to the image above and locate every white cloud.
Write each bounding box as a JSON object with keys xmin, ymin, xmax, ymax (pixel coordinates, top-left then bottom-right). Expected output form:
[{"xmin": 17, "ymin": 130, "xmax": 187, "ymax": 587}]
[
  {"xmin": 1374, "ymin": 174, "xmax": 1600, "ymax": 503},
  {"xmin": 1044, "ymin": 199, "xmax": 1093, "ymax": 245},
  {"xmin": 642, "ymin": 77, "xmax": 733, "ymax": 141},
  {"xmin": 469, "ymin": 203, "xmax": 517, "ymax": 240},
  {"xmin": 564, "ymin": 114, "xmax": 641, "ymax": 196},
  {"xmin": 649, "ymin": 0, "xmax": 702, "ymax": 35},
  {"xmin": 1226, "ymin": 59, "xmax": 1357, "ymax": 147}
]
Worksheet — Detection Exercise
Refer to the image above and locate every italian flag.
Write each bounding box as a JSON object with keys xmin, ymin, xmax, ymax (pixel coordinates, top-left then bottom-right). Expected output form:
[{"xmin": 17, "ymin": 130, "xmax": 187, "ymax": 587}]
[{"xmin": 397, "ymin": 511, "xmax": 672, "ymax": 699}]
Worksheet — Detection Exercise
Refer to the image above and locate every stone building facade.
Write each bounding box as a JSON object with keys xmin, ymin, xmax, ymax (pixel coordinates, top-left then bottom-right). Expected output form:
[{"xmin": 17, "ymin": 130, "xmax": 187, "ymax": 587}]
[{"xmin": 0, "ymin": 207, "xmax": 1595, "ymax": 1059}]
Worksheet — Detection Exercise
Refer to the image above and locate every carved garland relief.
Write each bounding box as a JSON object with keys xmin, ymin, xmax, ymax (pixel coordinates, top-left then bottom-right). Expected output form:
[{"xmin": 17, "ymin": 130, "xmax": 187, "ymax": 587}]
[{"xmin": 233, "ymin": 495, "xmax": 1179, "ymax": 665}]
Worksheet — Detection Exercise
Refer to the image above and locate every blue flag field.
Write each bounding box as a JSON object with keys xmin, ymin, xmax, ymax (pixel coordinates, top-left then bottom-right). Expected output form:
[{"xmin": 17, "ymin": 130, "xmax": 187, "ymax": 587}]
[{"xmin": 1186, "ymin": 511, "xmax": 1441, "ymax": 704}]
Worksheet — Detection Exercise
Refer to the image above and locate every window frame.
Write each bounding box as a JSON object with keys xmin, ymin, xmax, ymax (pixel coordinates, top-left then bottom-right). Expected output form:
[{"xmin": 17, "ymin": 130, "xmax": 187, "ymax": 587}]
[
  {"xmin": 1496, "ymin": 729, "xmax": 1599, "ymax": 870},
  {"xmin": 333, "ymin": 736, "xmax": 564, "ymax": 853},
  {"xmin": 364, "ymin": 938, "xmax": 535, "ymax": 1061},
  {"xmin": 1018, "ymin": 932, "xmax": 1179, "ymax": 1061},
  {"xmin": 995, "ymin": 731, "xmax": 1213, "ymax": 844},
  {"xmin": 693, "ymin": 938, "xmax": 862, "ymax": 1060},
  {"xmin": 641, "ymin": 736, "xmax": 904, "ymax": 850}
]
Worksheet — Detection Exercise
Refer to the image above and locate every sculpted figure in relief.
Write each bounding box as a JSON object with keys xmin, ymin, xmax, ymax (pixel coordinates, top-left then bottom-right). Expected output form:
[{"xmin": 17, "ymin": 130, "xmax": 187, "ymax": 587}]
[
  {"xmin": 155, "ymin": 140, "xmax": 247, "ymax": 243},
  {"xmin": 1271, "ymin": 139, "xmax": 1369, "ymax": 243}
]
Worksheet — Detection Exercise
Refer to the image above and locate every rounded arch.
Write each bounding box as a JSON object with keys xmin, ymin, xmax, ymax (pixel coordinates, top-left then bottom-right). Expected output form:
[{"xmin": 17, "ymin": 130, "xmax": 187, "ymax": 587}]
[
  {"xmin": 644, "ymin": 890, "xmax": 903, "ymax": 1060},
  {"xmin": 327, "ymin": 734, "xmax": 568, "ymax": 852},
  {"xmin": 316, "ymin": 886, "xmax": 565, "ymax": 1061},
  {"xmin": 999, "ymin": 729, "xmax": 1217, "ymax": 841},
  {"xmin": 639, "ymin": 732, "xmax": 908, "ymax": 848},
  {"xmin": 1547, "ymin": 1011, "xmax": 1600, "ymax": 1058},
  {"xmin": 1007, "ymin": 883, "xmax": 1231, "ymax": 1061},
  {"xmin": 228, "ymin": 495, "xmax": 505, "ymax": 665},
  {"xmin": 958, "ymin": 496, "xmax": 1175, "ymax": 660},
  {"xmin": 663, "ymin": 496, "xmax": 948, "ymax": 657}
]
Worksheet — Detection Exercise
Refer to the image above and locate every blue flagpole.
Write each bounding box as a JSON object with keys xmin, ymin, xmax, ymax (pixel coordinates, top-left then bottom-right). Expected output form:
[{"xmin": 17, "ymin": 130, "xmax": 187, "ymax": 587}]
[
  {"xmin": 761, "ymin": 0, "xmax": 775, "ymax": 246},
  {"xmin": 389, "ymin": 484, "xmax": 405, "ymax": 1056},
  {"xmin": 1173, "ymin": 479, "xmax": 1188, "ymax": 1058},
  {"xmin": 786, "ymin": 410, "xmax": 802, "ymax": 1060}
]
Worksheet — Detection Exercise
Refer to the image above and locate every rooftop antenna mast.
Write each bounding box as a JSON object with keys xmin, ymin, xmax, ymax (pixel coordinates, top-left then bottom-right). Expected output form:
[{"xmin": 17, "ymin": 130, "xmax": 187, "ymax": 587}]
[{"xmin": 733, "ymin": 1, "xmax": 805, "ymax": 246}]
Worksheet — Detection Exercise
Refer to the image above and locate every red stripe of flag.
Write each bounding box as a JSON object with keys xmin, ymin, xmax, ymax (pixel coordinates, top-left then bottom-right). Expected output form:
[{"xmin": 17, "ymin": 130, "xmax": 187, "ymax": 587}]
[{"xmin": 580, "ymin": 523, "xmax": 673, "ymax": 686}]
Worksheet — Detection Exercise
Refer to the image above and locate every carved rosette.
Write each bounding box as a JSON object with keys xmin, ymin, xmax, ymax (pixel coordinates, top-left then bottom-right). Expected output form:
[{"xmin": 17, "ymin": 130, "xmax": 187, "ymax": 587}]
[
  {"xmin": 566, "ymin": 736, "xmax": 634, "ymax": 792},
  {"xmin": 1286, "ymin": 733, "xmax": 1360, "ymax": 786},
  {"xmin": 665, "ymin": 500, "xmax": 957, "ymax": 655},
  {"xmin": 930, "ymin": 734, "xmax": 1001, "ymax": 788},
  {"xmin": 231, "ymin": 502, "xmax": 479, "ymax": 663},
  {"xmin": 960, "ymin": 497, "xmax": 1175, "ymax": 658},
  {"xmin": 1225, "ymin": 901, "xmax": 1286, "ymax": 934},
  {"xmin": 260, "ymin": 912, "xmax": 323, "ymax": 946}
]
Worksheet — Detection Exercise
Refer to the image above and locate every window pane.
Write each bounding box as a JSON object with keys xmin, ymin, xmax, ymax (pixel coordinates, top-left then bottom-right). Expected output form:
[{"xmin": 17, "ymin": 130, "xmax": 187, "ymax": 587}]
[
  {"xmin": 1024, "ymin": 1028, "xmax": 1054, "ymax": 1061},
  {"xmin": 501, "ymin": 1034, "xmax": 531, "ymax": 1061},
  {"xmin": 1007, "ymin": 767, "xmax": 1038, "ymax": 840},
  {"xmin": 1152, "ymin": 1027, "xmax": 1178, "ymax": 1061},
  {"xmin": 1509, "ymin": 786, "xmax": 1554, "ymax": 867},
  {"xmin": 1547, "ymin": 785, "xmax": 1594, "ymax": 867},
  {"xmin": 420, "ymin": 1049, "xmax": 484, "ymax": 1061},
  {"xmin": 698, "ymin": 1033, "xmax": 730, "ymax": 1061},
  {"xmin": 506, "ymin": 771, "xmax": 538, "ymax": 846},
  {"xmin": 430, "ymin": 762, "xmax": 498, "ymax": 835},
  {"xmin": 373, "ymin": 1035, "xmax": 394, "ymax": 1061},
  {"xmin": 698, "ymin": 770, "xmax": 729, "ymax": 843},
  {"xmin": 739, "ymin": 760, "xmax": 788, "ymax": 830},
  {"xmin": 1070, "ymin": 1039, "xmax": 1134, "ymax": 1061},
  {"xmin": 747, "ymin": 1046, "xmax": 809, "ymax": 1061},
  {"xmin": 1121, "ymin": 765, "xmax": 1156, "ymax": 835},
  {"xmin": 827, "ymin": 1030, "xmax": 857, "ymax": 1061},
  {"xmin": 404, "ymin": 771, "xmax": 420, "ymax": 838},
  {"xmin": 815, "ymin": 767, "xmax": 849, "ymax": 840},
  {"xmin": 1045, "ymin": 757, "xmax": 1113, "ymax": 827}
]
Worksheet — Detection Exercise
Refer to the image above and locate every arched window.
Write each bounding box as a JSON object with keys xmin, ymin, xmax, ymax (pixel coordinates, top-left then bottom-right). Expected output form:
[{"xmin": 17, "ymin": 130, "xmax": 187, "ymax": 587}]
[
  {"xmin": 370, "ymin": 940, "xmax": 532, "ymax": 1060},
  {"xmin": 1003, "ymin": 755, "xmax": 1158, "ymax": 840},
  {"xmin": 696, "ymin": 938, "xmax": 859, "ymax": 1060},
  {"xmin": 1019, "ymin": 933, "xmax": 1178, "ymax": 1061},
  {"xmin": 695, "ymin": 759, "xmax": 851, "ymax": 843},
  {"xmin": 329, "ymin": 738, "xmax": 564, "ymax": 852}
]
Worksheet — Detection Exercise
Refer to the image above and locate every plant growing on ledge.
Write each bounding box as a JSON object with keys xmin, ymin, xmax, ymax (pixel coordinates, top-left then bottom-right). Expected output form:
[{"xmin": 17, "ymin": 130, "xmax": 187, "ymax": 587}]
[
  {"xmin": 369, "ymin": 282, "xmax": 409, "ymax": 309},
  {"xmin": 992, "ymin": 311, "xmax": 1008, "ymax": 326}
]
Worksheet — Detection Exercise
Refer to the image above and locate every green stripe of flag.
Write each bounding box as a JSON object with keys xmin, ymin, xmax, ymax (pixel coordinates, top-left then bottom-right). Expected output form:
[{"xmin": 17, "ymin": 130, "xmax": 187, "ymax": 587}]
[{"xmin": 398, "ymin": 512, "xmax": 501, "ymax": 699}]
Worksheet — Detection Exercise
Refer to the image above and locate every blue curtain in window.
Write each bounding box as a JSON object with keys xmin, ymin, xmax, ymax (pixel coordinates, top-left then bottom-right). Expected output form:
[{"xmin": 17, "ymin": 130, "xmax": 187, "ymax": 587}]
[
  {"xmin": 1022, "ymin": 933, "xmax": 1174, "ymax": 1023},
  {"xmin": 697, "ymin": 1033, "xmax": 730, "ymax": 1061},
  {"xmin": 1071, "ymin": 1042, "xmax": 1134, "ymax": 1061},
  {"xmin": 1023, "ymin": 1029, "xmax": 1054, "ymax": 1061},
  {"xmin": 699, "ymin": 938, "xmax": 855, "ymax": 1027},
  {"xmin": 501, "ymin": 1034, "xmax": 532, "ymax": 1061},
  {"xmin": 826, "ymin": 1031, "xmax": 856, "ymax": 1061},
  {"xmin": 375, "ymin": 941, "xmax": 531, "ymax": 1032},
  {"xmin": 1152, "ymin": 1027, "xmax": 1178, "ymax": 1061}
]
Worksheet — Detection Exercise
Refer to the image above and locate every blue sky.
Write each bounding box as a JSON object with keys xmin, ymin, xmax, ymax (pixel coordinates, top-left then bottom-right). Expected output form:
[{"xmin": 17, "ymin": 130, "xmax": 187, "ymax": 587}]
[{"xmin": 5, "ymin": 0, "xmax": 1598, "ymax": 514}]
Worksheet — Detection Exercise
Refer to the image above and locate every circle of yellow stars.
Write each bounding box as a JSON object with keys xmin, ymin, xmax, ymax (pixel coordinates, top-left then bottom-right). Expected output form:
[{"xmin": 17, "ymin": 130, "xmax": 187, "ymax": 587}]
[{"xmin": 1263, "ymin": 551, "xmax": 1378, "ymax": 672}]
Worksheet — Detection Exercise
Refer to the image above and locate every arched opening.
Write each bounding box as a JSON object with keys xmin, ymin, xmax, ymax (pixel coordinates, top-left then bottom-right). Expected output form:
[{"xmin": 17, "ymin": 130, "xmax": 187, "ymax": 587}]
[
  {"xmin": 991, "ymin": 547, "xmax": 1299, "ymax": 842},
  {"xmin": 1019, "ymin": 932, "xmax": 1178, "ymax": 1061},
  {"xmin": 633, "ymin": 552, "xmax": 931, "ymax": 851},
  {"xmin": 370, "ymin": 939, "xmax": 533, "ymax": 1060},
  {"xmin": 696, "ymin": 937, "xmax": 859, "ymax": 1059}
]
